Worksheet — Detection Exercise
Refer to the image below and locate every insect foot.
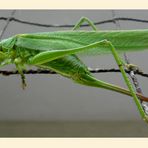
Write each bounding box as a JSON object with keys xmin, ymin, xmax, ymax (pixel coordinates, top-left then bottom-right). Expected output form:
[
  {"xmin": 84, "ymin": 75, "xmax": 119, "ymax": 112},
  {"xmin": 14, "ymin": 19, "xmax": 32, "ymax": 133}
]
[
  {"xmin": 125, "ymin": 64, "xmax": 143, "ymax": 73},
  {"xmin": 143, "ymin": 115, "xmax": 148, "ymax": 123},
  {"xmin": 21, "ymin": 74, "xmax": 27, "ymax": 90}
]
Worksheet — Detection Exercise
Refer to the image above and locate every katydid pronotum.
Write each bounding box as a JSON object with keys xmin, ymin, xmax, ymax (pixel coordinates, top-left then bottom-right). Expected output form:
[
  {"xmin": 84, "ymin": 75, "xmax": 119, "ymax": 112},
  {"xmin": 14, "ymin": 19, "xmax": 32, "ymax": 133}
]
[{"xmin": 0, "ymin": 17, "xmax": 148, "ymax": 122}]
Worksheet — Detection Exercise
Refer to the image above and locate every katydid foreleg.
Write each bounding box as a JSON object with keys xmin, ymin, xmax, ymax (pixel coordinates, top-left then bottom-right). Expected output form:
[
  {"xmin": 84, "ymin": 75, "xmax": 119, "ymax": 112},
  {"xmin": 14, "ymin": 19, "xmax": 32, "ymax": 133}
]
[{"xmin": 14, "ymin": 58, "xmax": 26, "ymax": 89}]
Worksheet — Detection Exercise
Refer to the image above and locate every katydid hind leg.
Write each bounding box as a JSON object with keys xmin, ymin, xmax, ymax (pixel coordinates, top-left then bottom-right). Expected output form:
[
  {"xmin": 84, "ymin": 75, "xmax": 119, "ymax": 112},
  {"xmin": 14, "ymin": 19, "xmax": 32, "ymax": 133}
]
[
  {"xmin": 28, "ymin": 38, "xmax": 148, "ymax": 113},
  {"xmin": 27, "ymin": 39, "xmax": 146, "ymax": 105},
  {"xmin": 27, "ymin": 37, "xmax": 142, "ymax": 110},
  {"xmin": 31, "ymin": 39, "xmax": 148, "ymax": 121}
]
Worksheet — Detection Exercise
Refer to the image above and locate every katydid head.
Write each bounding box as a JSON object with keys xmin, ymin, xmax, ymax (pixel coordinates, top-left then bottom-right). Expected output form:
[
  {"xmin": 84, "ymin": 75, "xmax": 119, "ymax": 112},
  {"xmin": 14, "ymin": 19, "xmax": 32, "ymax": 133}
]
[
  {"xmin": 0, "ymin": 37, "xmax": 16, "ymax": 67},
  {"xmin": 0, "ymin": 37, "xmax": 16, "ymax": 52},
  {"xmin": 0, "ymin": 40, "xmax": 8, "ymax": 66}
]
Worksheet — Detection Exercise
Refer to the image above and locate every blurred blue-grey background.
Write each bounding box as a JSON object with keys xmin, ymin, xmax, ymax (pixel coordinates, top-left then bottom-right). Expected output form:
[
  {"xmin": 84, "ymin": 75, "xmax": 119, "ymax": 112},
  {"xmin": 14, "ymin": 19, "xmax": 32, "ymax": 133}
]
[{"xmin": 0, "ymin": 10, "xmax": 148, "ymax": 137}]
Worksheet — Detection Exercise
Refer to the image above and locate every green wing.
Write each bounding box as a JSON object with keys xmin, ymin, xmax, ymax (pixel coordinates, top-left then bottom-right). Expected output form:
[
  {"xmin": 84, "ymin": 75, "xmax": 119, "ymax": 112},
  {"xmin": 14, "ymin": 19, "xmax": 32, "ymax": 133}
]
[{"xmin": 15, "ymin": 30, "xmax": 148, "ymax": 57}]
